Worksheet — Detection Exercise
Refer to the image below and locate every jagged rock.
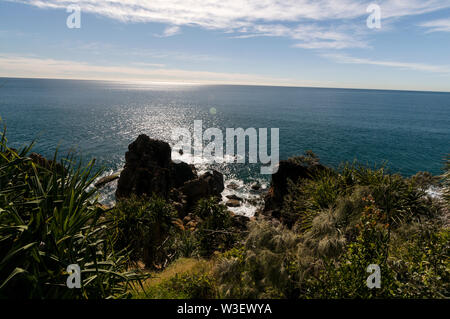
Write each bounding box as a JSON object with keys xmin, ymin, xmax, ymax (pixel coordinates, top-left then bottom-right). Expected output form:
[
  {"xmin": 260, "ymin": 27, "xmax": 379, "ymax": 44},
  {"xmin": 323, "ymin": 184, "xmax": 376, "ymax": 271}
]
[
  {"xmin": 247, "ymin": 197, "xmax": 262, "ymax": 206},
  {"xmin": 180, "ymin": 170, "xmax": 224, "ymax": 205},
  {"xmin": 116, "ymin": 135, "xmax": 224, "ymax": 215},
  {"xmin": 226, "ymin": 199, "xmax": 241, "ymax": 207},
  {"xmin": 183, "ymin": 216, "xmax": 192, "ymax": 223},
  {"xmin": 226, "ymin": 182, "xmax": 239, "ymax": 190},
  {"xmin": 251, "ymin": 182, "xmax": 261, "ymax": 191},
  {"xmin": 263, "ymin": 158, "xmax": 326, "ymax": 216},
  {"xmin": 94, "ymin": 172, "xmax": 121, "ymax": 188},
  {"xmin": 171, "ymin": 162, "xmax": 197, "ymax": 188},
  {"xmin": 226, "ymin": 194, "xmax": 243, "ymax": 201},
  {"xmin": 116, "ymin": 134, "xmax": 197, "ymax": 199}
]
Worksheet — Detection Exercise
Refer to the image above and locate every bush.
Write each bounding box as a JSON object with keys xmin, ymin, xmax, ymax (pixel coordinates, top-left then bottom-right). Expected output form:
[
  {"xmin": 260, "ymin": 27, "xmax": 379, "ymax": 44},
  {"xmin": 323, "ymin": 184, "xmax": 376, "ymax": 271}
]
[
  {"xmin": 215, "ymin": 220, "xmax": 300, "ymax": 298},
  {"xmin": 150, "ymin": 273, "xmax": 217, "ymax": 299},
  {"xmin": 282, "ymin": 170, "xmax": 341, "ymax": 229},
  {"xmin": 194, "ymin": 197, "xmax": 236, "ymax": 257},
  {"xmin": 216, "ymin": 160, "xmax": 449, "ymax": 299},
  {"xmin": 283, "ymin": 161, "xmax": 442, "ymax": 232},
  {"xmin": 110, "ymin": 195, "xmax": 177, "ymax": 268},
  {"xmin": 390, "ymin": 222, "xmax": 449, "ymax": 298},
  {"xmin": 0, "ymin": 127, "xmax": 145, "ymax": 299},
  {"xmin": 305, "ymin": 197, "xmax": 397, "ymax": 298},
  {"xmin": 172, "ymin": 230, "xmax": 199, "ymax": 259}
]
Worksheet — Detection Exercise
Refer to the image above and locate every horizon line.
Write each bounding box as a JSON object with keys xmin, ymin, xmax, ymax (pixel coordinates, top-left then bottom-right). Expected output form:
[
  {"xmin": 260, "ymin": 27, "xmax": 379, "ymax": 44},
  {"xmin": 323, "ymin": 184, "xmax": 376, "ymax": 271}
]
[{"xmin": 1, "ymin": 76, "xmax": 450, "ymax": 94}]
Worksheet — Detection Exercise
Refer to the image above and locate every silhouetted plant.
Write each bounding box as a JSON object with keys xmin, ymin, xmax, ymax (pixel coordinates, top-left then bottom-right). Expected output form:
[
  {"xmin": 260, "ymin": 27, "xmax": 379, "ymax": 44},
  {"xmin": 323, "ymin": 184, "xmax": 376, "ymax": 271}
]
[
  {"xmin": 110, "ymin": 194, "xmax": 177, "ymax": 268},
  {"xmin": 194, "ymin": 197, "xmax": 234, "ymax": 257},
  {"xmin": 0, "ymin": 126, "xmax": 145, "ymax": 298}
]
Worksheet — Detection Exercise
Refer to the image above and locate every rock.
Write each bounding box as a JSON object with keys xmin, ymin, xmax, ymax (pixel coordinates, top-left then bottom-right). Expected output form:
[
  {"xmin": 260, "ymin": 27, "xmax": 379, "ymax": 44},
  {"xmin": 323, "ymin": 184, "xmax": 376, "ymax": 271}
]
[
  {"xmin": 227, "ymin": 182, "xmax": 239, "ymax": 190},
  {"xmin": 116, "ymin": 135, "xmax": 225, "ymax": 215},
  {"xmin": 247, "ymin": 197, "xmax": 262, "ymax": 206},
  {"xmin": 180, "ymin": 170, "xmax": 224, "ymax": 205},
  {"xmin": 186, "ymin": 221, "xmax": 197, "ymax": 228},
  {"xmin": 226, "ymin": 199, "xmax": 241, "ymax": 207},
  {"xmin": 94, "ymin": 172, "xmax": 121, "ymax": 188},
  {"xmin": 127, "ymin": 134, "xmax": 171, "ymax": 167},
  {"xmin": 229, "ymin": 212, "xmax": 250, "ymax": 230},
  {"xmin": 116, "ymin": 134, "xmax": 197, "ymax": 199},
  {"xmin": 226, "ymin": 194, "xmax": 243, "ymax": 201},
  {"xmin": 96, "ymin": 204, "xmax": 111, "ymax": 211},
  {"xmin": 183, "ymin": 216, "xmax": 191, "ymax": 223},
  {"xmin": 171, "ymin": 162, "xmax": 197, "ymax": 188},
  {"xmin": 251, "ymin": 182, "xmax": 261, "ymax": 191},
  {"xmin": 263, "ymin": 158, "xmax": 327, "ymax": 216}
]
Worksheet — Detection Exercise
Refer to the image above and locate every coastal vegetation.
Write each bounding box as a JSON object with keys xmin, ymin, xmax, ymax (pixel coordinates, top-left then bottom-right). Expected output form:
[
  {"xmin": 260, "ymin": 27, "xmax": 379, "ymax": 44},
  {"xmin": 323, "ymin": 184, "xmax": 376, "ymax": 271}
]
[
  {"xmin": 0, "ymin": 127, "xmax": 448, "ymax": 299},
  {"xmin": 0, "ymin": 127, "xmax": 147, "ymax": 298}
]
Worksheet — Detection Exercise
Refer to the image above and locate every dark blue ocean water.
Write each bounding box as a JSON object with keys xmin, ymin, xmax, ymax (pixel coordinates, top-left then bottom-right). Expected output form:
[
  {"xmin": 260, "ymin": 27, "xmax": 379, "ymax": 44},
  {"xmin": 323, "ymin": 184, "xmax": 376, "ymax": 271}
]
[{"xmin": 0, "ymin": 77, "xmax": 449, "ymax": 185}]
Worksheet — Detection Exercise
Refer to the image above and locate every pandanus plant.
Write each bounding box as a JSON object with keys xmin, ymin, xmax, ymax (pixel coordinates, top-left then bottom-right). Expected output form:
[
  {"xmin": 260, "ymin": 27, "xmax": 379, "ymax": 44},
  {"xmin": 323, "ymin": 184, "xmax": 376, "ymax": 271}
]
[{"xmin": 0, "ymin": 124, "xmax": 146, "ymax": 299}]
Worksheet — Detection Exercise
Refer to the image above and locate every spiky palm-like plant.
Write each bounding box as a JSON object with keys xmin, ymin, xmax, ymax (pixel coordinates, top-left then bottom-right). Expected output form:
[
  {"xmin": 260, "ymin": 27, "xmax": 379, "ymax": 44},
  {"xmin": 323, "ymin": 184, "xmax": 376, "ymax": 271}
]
[{"xmin": 0, "ymin": 126, "xmax": 146, "ymax": 299}]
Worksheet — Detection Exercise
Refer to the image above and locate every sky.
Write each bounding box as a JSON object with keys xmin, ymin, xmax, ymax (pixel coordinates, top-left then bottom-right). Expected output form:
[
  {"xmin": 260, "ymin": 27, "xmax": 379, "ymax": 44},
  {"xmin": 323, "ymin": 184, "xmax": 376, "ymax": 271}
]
[{"xmin": 0, "ymin": 0, "xmax": 449, "ymax": 92}]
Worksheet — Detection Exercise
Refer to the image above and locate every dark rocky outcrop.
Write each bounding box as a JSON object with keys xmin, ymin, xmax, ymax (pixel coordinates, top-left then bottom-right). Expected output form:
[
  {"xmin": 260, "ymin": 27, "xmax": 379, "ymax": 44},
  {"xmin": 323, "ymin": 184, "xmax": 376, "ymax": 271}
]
[
  {"xmin": 251, "ymin": 182, "xmax": 261, "ymax": 191},
  {"xmin": 226, "ymin": 182, "xmax": 239, "ymax": 190},
  {"xmin": 179, "ymin": 170, "xmax": 224, "ymax": 207},
  {"xmin": 226, "ymin": 199, "xmax": 241, "ymax": 207},
  {"xmin": 263, "ymin": 158, "xmax": 327, "ymax": 218},
  {"xmin": 116, "ymin": 135, "xmax": 179, "ymax": 198},
  {"xmin": 226, "ymin": 194, "xmax": 242, "ymax": 201},
  {"xmin": 116, "ymin": 134, "xmax": 224, "ymax": 216}
]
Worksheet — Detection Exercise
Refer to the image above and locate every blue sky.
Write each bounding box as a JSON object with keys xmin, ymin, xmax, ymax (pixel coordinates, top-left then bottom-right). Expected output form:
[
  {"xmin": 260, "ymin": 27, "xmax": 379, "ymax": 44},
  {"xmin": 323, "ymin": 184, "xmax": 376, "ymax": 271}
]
[{"xmin": 0, "ymin": 0, "xmax": 449, "ymax": 91}]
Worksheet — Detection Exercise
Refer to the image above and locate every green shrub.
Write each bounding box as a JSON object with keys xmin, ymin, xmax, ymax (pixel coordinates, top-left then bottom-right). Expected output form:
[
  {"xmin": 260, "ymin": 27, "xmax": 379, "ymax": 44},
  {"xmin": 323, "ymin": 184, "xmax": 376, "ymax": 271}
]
[
  {"xmin": 145, "ymin": 272, "xmax": 217, "ymax": 299},
  {"xmin": 390, "ymin": 223, "xmax": 449, "ymax": 298},
  {"xmin": 172, "ymin": 230, "xmax": 199, "ymax": 259},
  {"xmin": 110, "ymin": 195, "xmax": 177, "ymax": 268},
  {"xmin": 194, "ymin": 197, "xmax": 235, "ymax": 257},
  {"xmin": 0, "ymin": 127, "xmax": 145, "ymax": 299},
  {"xmin": 282, "ymin": 170, "xmax": 341, "ymax": 229},
  {"xmin": 306, "ymin": 197, "xmax": 397, "ymax": 298},
  {"xmin": 215, "ymin": 220, "xmax": 300, "ymax": 298},
  {"xmin": 217, "ymin": 160, "xmax": 449, "ymax": 299}
]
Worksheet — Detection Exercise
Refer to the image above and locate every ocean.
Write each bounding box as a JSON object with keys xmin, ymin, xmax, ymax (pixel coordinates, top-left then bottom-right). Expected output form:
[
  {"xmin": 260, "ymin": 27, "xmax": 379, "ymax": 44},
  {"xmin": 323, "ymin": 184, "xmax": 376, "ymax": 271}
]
[{"xmin": 1, "ymin": 78, "xmax": 449, "ymax": 215}]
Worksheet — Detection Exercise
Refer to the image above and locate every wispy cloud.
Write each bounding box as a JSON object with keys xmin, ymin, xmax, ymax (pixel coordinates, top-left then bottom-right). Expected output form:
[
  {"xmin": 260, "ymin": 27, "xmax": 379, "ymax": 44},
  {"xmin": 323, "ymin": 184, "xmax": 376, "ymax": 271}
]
[
  {"xmin": 10, "ymin": 0, "xmax": 450, "ymax": 50},
  {"xmin": 0, "ymin": 54, "xmax": 310, "ymax": 86},
  {"xmin": 419, "ymin": 18, "xmax": 450, "ymax": 32},
  {"xmin": 233, "ymin": 23, "xmax": 369, "ymax": 49},
  {"xmin": 131, "ymin": 62, "xmax": 166, "ymax": 68},
  {"xmin": 323, "ymin": 53, "xmax": 450, "ymax": 74},
  {"xmin": 54, "ymin": 40, "xmax": 223, "ymax": 62},
  {"xmin": 155, "ymin": 25, "xmax": 181, "ymax": 38}
]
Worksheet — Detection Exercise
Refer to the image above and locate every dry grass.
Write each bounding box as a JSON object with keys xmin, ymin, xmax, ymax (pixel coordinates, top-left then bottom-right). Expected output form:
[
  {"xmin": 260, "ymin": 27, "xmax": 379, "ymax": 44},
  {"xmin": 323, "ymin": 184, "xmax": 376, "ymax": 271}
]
[{"xmin": 133, "ymin": 258, "xmax": 213, "ymax": 298}]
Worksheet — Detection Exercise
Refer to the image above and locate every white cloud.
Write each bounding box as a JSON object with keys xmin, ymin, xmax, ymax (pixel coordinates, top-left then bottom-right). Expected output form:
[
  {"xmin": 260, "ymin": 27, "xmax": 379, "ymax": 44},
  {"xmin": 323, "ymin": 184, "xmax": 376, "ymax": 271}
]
[
  {"xmin": 155, "ymin": 25, "xmax": 181, "ymax": 37},
  {"xmin": 0, "ymin": 54, "xmax": 311, "ymax": 86},
  {"xmin": 1, "ymin": 54, "xmax": 448, "ymax": 91},
  {"xmin": 10, "ymin": 0, "xmax": 450, "ymax": 49},
  {"xmin": 234, "ymin": 23, "xmax": 369, "ymax": 49},
  {"xmin": 419, "ymin": 18, "xmax": 450, "ymax": 32},
  {"xmin": 323, "ymin": 53, "xmax": 450, "ymax": 74}
]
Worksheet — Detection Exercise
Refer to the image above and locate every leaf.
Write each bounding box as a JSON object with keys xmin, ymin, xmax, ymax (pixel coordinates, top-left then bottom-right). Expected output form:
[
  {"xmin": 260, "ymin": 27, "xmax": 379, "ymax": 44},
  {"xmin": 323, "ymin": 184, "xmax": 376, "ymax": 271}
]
[{"xmin": 0, "ymin": 267, "xmax": 27, "ymax": 289}]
